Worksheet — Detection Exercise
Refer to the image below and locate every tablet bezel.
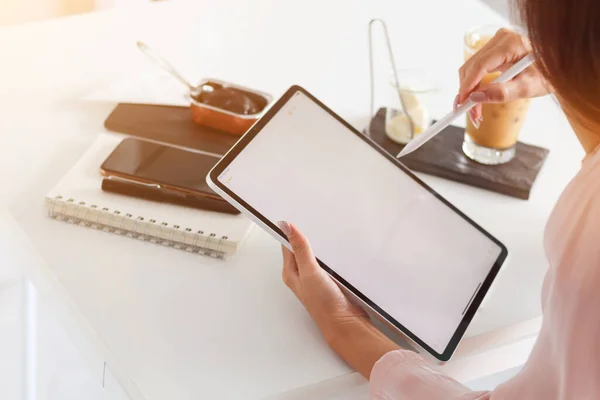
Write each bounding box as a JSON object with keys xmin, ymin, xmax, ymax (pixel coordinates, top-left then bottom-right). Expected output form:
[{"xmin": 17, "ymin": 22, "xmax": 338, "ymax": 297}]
[{"xmin": 207, "ymin": 85, "xmax": 508, "ymax": 361}]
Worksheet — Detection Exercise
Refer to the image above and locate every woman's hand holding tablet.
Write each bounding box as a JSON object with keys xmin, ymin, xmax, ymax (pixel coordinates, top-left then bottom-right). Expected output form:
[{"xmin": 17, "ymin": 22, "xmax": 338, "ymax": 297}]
[{"xmin": 278, "ymin": 220, "xmax": 401, "ymax": 378}]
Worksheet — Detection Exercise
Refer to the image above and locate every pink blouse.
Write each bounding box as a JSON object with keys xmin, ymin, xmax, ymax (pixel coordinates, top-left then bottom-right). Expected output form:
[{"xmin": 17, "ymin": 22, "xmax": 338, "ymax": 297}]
[{"xmin": 370, "ymin": 146, "xmax": 600, "ymax": 399}]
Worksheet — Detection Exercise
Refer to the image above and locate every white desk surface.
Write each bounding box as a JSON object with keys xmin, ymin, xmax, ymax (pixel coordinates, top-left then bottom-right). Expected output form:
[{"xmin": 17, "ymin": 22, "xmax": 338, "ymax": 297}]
[{"xmin": 0, "ymin": 0, "xmax": 584, "ymax": 398}]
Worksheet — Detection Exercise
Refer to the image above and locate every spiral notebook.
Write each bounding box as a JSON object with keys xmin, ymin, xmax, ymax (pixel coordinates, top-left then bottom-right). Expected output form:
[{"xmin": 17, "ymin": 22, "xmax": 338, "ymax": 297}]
[{"xmin": 45, "ymin": 133, "xmax": 254, "ymax": 259}]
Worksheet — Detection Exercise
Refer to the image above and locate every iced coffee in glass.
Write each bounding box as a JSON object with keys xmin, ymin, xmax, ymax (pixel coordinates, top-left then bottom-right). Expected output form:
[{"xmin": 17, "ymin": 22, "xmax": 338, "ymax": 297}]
[{"xmin": 463, "ymin": 25, "xmax": 530, "ymax": 165}]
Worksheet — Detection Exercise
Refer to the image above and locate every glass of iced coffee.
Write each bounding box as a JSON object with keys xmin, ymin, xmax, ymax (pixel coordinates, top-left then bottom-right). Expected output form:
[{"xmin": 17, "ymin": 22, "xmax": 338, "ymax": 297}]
[{"xmin": 463, "ymin": 25, "xmax": 530, "ymax": 165}]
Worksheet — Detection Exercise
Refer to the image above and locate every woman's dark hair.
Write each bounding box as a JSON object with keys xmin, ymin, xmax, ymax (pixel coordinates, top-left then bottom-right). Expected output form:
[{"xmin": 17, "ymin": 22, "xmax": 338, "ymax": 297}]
[{"xmin": 518, "ymin": 0, "xmax": 600, "ymax": 130}]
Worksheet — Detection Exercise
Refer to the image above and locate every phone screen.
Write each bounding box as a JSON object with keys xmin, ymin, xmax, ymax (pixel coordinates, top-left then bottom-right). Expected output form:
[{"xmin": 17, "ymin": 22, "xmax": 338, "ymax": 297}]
[{"xmin": 102, "ymin": 139, "xmax": 219, "ymax": 193}]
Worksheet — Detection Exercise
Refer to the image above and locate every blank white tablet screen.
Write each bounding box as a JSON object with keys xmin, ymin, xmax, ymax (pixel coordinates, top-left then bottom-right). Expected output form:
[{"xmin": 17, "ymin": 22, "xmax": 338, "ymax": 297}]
[{"xmin": 218, "ymin": 91, "xmax": 502, "ymax": 354}]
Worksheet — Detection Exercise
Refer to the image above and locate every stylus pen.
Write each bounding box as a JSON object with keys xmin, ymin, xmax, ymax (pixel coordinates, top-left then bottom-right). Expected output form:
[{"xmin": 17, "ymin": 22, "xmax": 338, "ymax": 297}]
[{"xmin": 397, "ymin": 53, "xmax": 535, "ymax": 158}]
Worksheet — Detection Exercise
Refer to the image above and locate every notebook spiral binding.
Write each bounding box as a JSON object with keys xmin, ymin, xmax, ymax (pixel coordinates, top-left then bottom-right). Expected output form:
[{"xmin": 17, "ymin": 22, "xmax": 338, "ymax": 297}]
[{"xmin": 46, "ymin": 195, "xmax": 227, "ymax": 259}]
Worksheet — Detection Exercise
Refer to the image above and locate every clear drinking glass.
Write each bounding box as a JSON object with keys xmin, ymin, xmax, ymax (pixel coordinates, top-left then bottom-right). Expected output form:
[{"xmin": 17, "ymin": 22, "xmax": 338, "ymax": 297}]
[
  {"xmin": 385, "ymin": 69, "xmax": 436, "ymax": 144},
  {"xmin": 462, "ymin": 25, "xmax": 531, "ymax": 165}
]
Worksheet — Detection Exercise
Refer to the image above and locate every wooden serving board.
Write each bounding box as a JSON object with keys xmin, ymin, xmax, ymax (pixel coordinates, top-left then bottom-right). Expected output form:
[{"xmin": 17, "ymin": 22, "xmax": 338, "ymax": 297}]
[
  {"xmin": 368, "ymin": 108, "xmax": 549, "ymax": 200},
  {"xmin": 104, "ymin": 103, "xmax": 238, "ymax": 156}
]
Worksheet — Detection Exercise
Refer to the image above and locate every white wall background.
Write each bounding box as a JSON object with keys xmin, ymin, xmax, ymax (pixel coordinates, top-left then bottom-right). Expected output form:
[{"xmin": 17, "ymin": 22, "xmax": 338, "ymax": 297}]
[
  {"xmin": 0, "ymin": 0, "xmax": 91, "ymax": 26},
  {"xmin": 0, "ymin": 0, "xmax": 153, "ymax": 26},
  {"xmin": 0, "ymin": 0, "xmax": 511, "ymax": 27},
  {"xmin": 482, "ymin": 0, "xmax": 511, "ymax": 18}
]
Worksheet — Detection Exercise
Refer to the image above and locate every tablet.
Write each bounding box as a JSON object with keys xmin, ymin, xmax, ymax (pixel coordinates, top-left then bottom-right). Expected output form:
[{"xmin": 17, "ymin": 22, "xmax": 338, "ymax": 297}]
[{"xmin": 207, "ymin": 86, "xmax": 507, "ymax": 361}]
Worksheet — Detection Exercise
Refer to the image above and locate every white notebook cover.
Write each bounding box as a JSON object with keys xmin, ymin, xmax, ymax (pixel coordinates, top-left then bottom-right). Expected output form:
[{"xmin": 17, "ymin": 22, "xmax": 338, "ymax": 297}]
[{"xmin": 45, "ymin": 133, "xmax": 254, "ymax": 258}]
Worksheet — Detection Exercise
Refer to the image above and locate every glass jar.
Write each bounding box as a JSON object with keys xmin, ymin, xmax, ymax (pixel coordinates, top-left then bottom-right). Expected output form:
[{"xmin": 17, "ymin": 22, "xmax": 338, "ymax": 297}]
[{"xmin": 385, "ymin": 69, "xmax": 436, "ymax": 145}]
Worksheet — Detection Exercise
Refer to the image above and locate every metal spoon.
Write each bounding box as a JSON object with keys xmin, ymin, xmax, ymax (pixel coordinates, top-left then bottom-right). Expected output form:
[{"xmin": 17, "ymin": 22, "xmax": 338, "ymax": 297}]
[{"xmin": 136, "ymin": 41, "xmax": 213, "ymax": 98}]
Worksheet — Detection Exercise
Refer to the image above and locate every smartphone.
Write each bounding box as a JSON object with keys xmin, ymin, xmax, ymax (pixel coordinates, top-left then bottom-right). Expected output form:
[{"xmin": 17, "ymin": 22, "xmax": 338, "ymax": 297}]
[{"xmin": 100, "ymin": 138, "xmax": 239, "ymax": 214}]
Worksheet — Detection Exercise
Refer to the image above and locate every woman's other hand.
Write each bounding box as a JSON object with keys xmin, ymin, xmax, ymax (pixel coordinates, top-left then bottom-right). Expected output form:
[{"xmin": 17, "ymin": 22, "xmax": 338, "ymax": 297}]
[
  {"xmin": 278, "ymin": 221, "xmax": 399, "ymax": 379},
  {"xmin": 278, "ymin": 221, "xmax": 368, "ymax": 342},
  {"xmin": 456, "ymin": 28, "xmax": 552, "ymax": 126}
]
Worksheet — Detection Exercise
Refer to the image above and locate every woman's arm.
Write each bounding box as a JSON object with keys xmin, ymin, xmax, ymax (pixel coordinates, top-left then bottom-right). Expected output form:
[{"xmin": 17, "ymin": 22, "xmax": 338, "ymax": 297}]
[
  {"xmin": 278, "ymin": 221, "xmax": 400, "ymax": 379},
  {"xmin": 278, "ymin": 221, "xmax": 488, "ymax": 399},
  {"xmin": 326, "ymin": 318, "xmax": 400, "ymax": 379}
]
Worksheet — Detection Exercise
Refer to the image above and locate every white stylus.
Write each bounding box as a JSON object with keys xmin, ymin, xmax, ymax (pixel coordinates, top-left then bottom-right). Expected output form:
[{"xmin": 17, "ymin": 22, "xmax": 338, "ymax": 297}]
[{"xmin": 397, "ymin": 53, "xmax": 535, "ymax": 158}]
